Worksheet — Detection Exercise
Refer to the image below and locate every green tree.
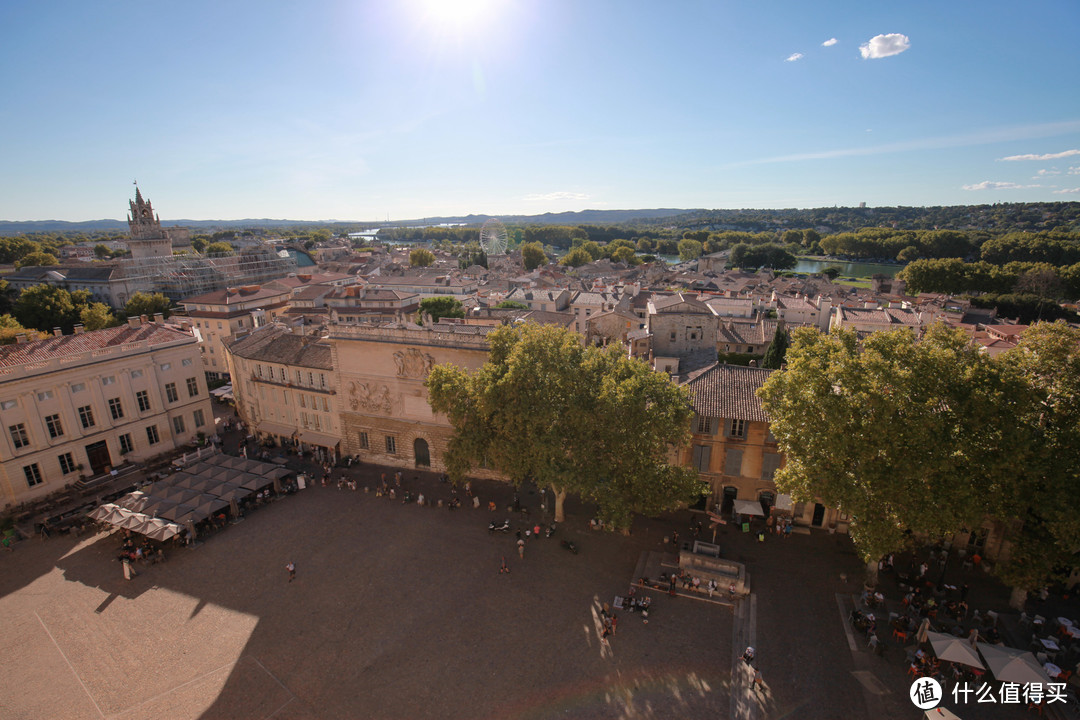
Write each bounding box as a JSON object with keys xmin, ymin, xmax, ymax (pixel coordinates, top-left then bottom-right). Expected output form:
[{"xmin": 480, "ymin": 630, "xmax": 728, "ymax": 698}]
[
  {"xmin": 897, "ymin": 245, "xmax": 921, "ymax": 263},
  {"xmin": 417, "ymin": 296, "xmax": 464, "ymax": 324},
  {"xmin": 191, "ymin": 237, "xmax": 208, "ymax": 253},
  {"xmin": 79, "ymin": 302, "xmax": 118, "ymax": 331},
  {"xmin": 757, "ymin": 325, "xmax": 1026, "ymax": 582},
  {"xmin": 520, "ymin": 241, "xmax": 547, "ymax": 271},
  {"xmin": 678, "ymin": 239, "xmax": 703, "ymax": 262},
  {"xmin": 426, "ymin": 323, "xmax": 702, "ymax": 529},
  {"xmin": 559, "ymin": 247, "xmax": 592, "ymax": 267},
  {"xmin": 610, "ymin": 245, "xmax": 638, "ymax": 265},
  {"xmin": 495, "ymin": 300, "xmax": 529, "ymax": 310},
  {"xmin": 0, "ymin": 279, "xmax": 14, "ymax": 315},
  {"xmin": 14, "ymin": 284, "xmax": 80, "ymax": 332},
  {"xmin": 822, "ymin": 267, "xmax": 841, "ymax": 280},
  {"xmin": 0, "ymin": 314, "xmax": 48, "ymax": 344},
  {"xmin": 94, "ymin": 244, "xmax": 111, "ymax": 259},
  {"xmin": 124, "ymin": 292, "xmax": 172, "ymax": 320},
  {"xmin": 581, "ymin": 241, "xmax": 603, "ymax": 261},
  {"xmin": 995, "ymin": 322, "xmax": 1080, "ymax": 595},
  {"xmin": 15, "ymin": 251, "xmax": 58, "ymax": 269},
  {"xmin": 410, "ymin": 248, "xmax": 436, "ymax": 267},
  {"xmin": 761, "ymin": 326, "xmax": 789, "ymax": 369},
  {"xmin": 205, "ymin": 241, "xmax": 235, "ymax": 256}
]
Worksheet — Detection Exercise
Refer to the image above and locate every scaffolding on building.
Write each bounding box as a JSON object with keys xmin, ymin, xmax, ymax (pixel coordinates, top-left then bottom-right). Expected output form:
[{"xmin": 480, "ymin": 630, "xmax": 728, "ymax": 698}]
[{"xmin": 116, "ymin": 246, "xmax": 298, "ymax": 300}]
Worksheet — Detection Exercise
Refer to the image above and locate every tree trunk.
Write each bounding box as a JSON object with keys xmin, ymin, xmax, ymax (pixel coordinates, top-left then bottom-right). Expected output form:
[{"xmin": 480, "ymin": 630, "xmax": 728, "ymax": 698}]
[
  {"xmin": 865, "ymin": 559, "xmax": 879, "ymax": 588},
  {"xmin": 1009, "ymin": 586, "xmax": 1028, "ymax": 611},
  {"xmin": 552, "ymin": 486, "xmax": 567, "ymax": 523}
]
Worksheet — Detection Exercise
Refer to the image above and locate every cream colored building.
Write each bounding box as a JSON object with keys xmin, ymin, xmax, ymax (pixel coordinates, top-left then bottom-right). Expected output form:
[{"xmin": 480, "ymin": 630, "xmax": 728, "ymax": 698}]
[
  {"xmin": 0, "ymin": 318, "xmax": 212, "ymax": 508},
  {"xmin": 329, "ymin": 324, "xmax": 498, "ymax": 474},
  {"xmin": 180, "ymin": 285, "xmax": 292, "ymax": 380},
  {"xmin": 225, "ymin": 322, "xmax": 500, "ymax": 474},
  {"xmin": 224, "ymin": 326, "xmax": 341, "ymax": 458}
]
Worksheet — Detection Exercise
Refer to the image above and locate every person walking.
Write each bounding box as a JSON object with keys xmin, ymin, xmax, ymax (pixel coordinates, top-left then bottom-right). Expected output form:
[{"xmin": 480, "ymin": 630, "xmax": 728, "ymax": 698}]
[
  {"xmin": 517, "ymin": 538, "xmax": 525, "ymax": 559},
  {"xmin": 499, "ymin": 557, "xmax": 510, "ymax": 574},
  {"xmin": 286, "ymin": 561, "xmax": 296, "ymax": 583},
  {"xmin": 708, "ymin": 579, "xmax": 718, "ymax": 598}
]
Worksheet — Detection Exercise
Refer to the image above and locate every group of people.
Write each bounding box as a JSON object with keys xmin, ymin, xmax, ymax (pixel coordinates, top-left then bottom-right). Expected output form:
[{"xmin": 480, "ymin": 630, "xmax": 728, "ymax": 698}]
[{"xmin": 116, "ymin": 532, "xmax": 165, "ymax": 580}]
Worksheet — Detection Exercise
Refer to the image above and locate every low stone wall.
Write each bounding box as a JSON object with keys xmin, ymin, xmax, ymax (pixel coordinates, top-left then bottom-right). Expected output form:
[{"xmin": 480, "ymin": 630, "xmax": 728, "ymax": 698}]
[{"xmin": 679, "ymin": 549, "xmax": 749, "ymax": 595}]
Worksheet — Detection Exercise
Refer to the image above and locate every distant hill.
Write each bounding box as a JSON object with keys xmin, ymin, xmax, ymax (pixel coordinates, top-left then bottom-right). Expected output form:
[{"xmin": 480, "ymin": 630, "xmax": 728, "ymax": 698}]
[
  {"xmin": 3, "ymin": 203, "xmax": 1077, "ymax": 236},
  {"xmin": 0, "ymin": 209, "xmax": 690, "ymax": 236}
]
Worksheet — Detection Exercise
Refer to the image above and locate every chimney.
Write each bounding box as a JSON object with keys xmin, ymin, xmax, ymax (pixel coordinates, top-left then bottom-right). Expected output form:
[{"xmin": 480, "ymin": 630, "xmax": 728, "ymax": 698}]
[
  {"xmin": 128, "ymin": 315, "xmax": 142, "ymax": 328},
  {"xmin": 153, "ymin": 312, "xmax": 164, "ymax": 324},
  {"xmin": 140, "ymin": 314, "xmax": 148, "ymax": 324},
  {"xmin": 53, "ymin": 327, "xmax": 62, "ymax": 337},
  {"xmin": 15, "ymin": 333, "xmax": 27, "ymax": 344},
  {"xmin": 74, "ymin": 324, "xmax": 85, "ymax": 335}
]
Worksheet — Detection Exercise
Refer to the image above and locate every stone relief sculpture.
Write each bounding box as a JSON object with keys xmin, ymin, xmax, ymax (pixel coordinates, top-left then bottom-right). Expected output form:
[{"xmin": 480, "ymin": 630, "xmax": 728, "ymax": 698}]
[
  {"xmin": 393, "ymin": 348, "xmax": 435, "ymax": 378},
  {"xmin": 347, "ymin": 381, "xmax": 393, "ymax": 414}
]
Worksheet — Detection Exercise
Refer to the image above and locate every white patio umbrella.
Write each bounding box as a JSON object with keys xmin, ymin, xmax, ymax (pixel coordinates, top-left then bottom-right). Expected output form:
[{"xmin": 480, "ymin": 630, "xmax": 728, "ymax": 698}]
[
  {"xmin": 87, "ymin": 503, "xmax": 119, "ymax": 521},
  {"xmin": 733, "ymin": 499, "xmax": 765, "ymax": 517},
  {"xmin": 977, "ymin": 643, "xmax": 1052, "ymax": 685},
  {"xmin": 927, "ymin": 631, "xmax": 985, "ymax": 669},
  {"xmin": 916, "ymin": 618, "xmax": 931, "ymax": 644}
]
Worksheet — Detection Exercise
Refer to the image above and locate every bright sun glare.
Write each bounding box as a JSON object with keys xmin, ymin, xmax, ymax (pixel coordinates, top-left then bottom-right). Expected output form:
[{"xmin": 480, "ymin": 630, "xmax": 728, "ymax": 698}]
[{"xmin": 418, "ymin": 0, "xmax": 500, "ymax": 29}]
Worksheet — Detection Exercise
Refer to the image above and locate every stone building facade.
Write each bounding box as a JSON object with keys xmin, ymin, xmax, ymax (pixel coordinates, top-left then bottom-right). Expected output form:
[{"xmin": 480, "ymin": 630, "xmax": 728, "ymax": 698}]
[
  {"xmin": 0, "ymin": 319, "xmax": 211, "ymax": 508},
  {"xmin": 680, "ymin": 363, "xmax": 849, "ymax": 531},
  {"xmin": 327, "ymin": 324, "xmax": 499, "ymax": 477},
  {"xmin": 224, "ymin": 326, "xmax": 341, "ymax": 458}
]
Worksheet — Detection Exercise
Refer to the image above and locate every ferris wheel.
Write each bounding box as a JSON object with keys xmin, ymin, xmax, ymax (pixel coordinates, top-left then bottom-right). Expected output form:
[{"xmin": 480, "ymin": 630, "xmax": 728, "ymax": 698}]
[{"xmin": 479, "ymin": 218, "xmax": 508, "ymax": 255}]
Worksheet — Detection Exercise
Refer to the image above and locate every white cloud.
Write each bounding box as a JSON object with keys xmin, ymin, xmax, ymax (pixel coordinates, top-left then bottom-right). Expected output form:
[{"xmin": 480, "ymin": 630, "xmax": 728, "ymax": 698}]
[
  {"xmin": 785, "ymin": 53, "xmax": 804, "ymax": 62},
  {"xmin": 823, "ymin": 38, "xmax": 838, "ymax": 47},
  {"xmin": 999, "ymin": 149, "xmax": 1080, "ymax": 161},
  {"xmin": 1069, "ymin": 166, "xmax": 1080, "ymax": 175},
  {"xmin": 859, "ymin": 33, "xmax": 911, "ymax": 59},
  {"xmin": 962, "ymin": 181, "xmax": 1039, "ymax": 191},
  {"xmin": 1052, "ymin": 187, "xmax": 1080, "ymax": 194},
  {"xmin": 522, "ymin": 191, "xmax": 590, "ymax": 202},
  {"xmin": 1035, "ymin": 169, "xmax": 1061, "ymax": 177}
]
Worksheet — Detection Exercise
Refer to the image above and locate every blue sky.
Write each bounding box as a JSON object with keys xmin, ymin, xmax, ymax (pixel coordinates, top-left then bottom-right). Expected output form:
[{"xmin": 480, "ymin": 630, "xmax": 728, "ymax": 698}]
[{"xmin": 1, "ymin": 0, "xmax": 1078, "ymax": 222}]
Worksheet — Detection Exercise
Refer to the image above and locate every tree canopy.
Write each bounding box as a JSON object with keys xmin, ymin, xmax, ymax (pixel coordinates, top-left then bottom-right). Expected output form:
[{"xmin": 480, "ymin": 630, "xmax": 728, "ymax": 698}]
[
  {"xmin": 520, "ymin": 241, "xmax": 547, "ymax": 271},
  {"xmin": 417, "ymin": 296, "xmax": 464, "ymax": 324},
  {"xmin": 0, "ymin": 314, "xmax": 48, "ymax": 344},
  {"xmin": 993, "ymin": 322, "xmax": 1080, "ymax": 590},
  {"xmin": 758, "ymin": 322, "xmax": 1080, "ymax": 590},
  {"xmin": 757, "ymin": 325, "xmax": 1025, "ymax": 574},
  {"xmin": 13, "ymin": 284, "xmax": 91, "ymax": 333},
  {"xmin": 761, "ymin": 326, "xmax": 789, "ymax": 369},
  {"xmin": 409, "ymin": 248, "xmax": 436, "ymax": 267},
  {"xmin": 15, "ymin": 251, "xmax": 58, "ymax": 269},
  {"xmin": 426, "ymin": 323, "xmax": 703, "ymax": 530},
  {"xmin": 205, "ymin": 241, "xmax": 235, "ymax": 256},
  {"xmin": 559, "ymin": 247, "xmax": 592, "ymax": 267},
  {"xmin": 124, "ymin": 292, "xmax": 172, "ymax": 320},
  {"xmin": 80, "ymin": 302, "xmax": 118, "ymax": 331}
]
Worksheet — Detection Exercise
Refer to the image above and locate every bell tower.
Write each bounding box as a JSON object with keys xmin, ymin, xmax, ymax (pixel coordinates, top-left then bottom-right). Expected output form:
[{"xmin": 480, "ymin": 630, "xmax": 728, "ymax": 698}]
[{"xmin": 127, "ymin": 185, "xmax": 172, "ymax": 260}]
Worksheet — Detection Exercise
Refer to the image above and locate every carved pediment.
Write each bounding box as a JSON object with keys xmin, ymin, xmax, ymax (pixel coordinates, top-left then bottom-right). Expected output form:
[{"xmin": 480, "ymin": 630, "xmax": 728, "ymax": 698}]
[
  {"xmin": 393, "ymin": 347, "xmax": 435, "ymax": 378},
  {"xmin": 347, "ymin": 381, "xmax": 393, "ymax": 414}
]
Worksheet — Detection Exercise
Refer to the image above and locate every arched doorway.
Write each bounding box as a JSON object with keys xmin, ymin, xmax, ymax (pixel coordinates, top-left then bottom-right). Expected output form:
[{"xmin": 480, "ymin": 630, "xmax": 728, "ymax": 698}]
[{"xmin": 414, "ymin": 438, "xmax": 430, "ymax": 467}]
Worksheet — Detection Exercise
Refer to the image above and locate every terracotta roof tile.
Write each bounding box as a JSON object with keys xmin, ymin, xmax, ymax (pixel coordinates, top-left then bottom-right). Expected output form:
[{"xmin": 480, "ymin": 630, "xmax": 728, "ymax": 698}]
[
  {"xmin": 0, "ymin": 323, "xmax": 193, "ymax": 368},
  {"xmin": 682, "ymin": 363, "xmax": 774, "ymax": 422}
]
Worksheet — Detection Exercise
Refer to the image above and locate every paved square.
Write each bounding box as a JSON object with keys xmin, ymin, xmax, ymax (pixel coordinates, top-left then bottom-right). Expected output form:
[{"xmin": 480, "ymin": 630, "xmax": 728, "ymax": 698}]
[{"xmin": 1, "ymin": 475, "xmax": 734, "ymax": 719}]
